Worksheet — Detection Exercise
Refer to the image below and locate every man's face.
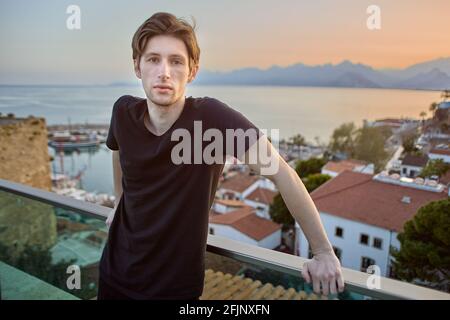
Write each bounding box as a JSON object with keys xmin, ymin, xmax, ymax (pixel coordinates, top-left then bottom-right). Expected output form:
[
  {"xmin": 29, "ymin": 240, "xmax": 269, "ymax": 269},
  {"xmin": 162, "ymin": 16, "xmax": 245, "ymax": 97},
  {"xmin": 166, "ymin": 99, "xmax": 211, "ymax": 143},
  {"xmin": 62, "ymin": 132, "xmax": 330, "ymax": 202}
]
[{"xmin": 134, "ymin": 35, "xmax": 198, "ymax": 107}]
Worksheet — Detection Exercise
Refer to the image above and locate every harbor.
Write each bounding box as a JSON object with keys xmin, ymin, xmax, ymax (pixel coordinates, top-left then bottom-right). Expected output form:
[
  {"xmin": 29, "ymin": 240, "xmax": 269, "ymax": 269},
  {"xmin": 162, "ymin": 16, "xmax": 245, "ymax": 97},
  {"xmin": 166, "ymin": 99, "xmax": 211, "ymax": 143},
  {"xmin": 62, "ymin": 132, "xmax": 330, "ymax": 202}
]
[
  {"xmin": 47, "ymin": 124, "xmax": 108, "ymax": 149},
  {"xmin": 47, "ymin": 124, "xmax": 115, "ymax": 208}
]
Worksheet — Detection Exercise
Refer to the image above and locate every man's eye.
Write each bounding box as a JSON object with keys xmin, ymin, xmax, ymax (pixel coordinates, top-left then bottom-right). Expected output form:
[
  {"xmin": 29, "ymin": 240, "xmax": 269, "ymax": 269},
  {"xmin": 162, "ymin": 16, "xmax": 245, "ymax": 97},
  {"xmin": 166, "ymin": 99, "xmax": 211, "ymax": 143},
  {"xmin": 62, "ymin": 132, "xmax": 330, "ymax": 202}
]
[
  {"xmin": 147, "ymin": 57, "xmax": 158, "ymax": 63},
  {"xmin": 172, "ymin": 60, "xmax": 182, "ymax": 65}
]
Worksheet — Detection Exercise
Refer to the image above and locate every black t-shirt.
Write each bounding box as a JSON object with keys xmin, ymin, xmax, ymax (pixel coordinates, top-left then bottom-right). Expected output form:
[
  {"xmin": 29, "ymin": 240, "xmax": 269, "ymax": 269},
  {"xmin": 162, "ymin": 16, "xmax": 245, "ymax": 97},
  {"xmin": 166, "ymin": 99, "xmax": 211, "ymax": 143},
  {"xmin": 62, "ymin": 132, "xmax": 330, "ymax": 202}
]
[{"xmin": 99, "ymin": 95, "xmax": 262, "ymax": 299}]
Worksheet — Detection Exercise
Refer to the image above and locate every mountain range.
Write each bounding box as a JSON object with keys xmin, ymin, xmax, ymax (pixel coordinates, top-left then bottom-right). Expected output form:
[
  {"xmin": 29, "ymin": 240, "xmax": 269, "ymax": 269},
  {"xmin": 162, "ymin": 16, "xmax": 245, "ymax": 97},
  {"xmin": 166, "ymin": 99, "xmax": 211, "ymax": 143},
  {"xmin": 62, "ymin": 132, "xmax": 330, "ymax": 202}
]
[
  {"xmin": 193, "ymin": 57, "xmax": 450, "ymax": 90},
  {"xmin": 110, "ymin": 57, "xmax": 450, "ymax": 91}
]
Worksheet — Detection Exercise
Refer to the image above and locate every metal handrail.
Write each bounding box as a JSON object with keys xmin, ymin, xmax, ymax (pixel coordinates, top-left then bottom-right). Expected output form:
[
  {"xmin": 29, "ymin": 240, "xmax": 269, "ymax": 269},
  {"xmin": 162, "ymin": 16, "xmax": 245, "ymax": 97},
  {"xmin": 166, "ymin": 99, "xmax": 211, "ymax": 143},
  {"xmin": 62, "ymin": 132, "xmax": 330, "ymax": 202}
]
[{"xmin": 1, "ymin": 178, "xmax": 449, "ymax": 300}]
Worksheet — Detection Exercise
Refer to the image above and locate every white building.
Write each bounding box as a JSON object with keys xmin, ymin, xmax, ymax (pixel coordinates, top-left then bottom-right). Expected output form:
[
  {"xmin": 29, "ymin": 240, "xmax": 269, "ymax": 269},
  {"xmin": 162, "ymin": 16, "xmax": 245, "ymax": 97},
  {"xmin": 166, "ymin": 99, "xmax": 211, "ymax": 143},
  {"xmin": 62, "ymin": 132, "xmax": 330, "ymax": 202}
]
[
  {"xmin": 365, "ymin": 118, "xmax": 419, "ymax": 135},
  {"xmin": 217, "ymin": 169, "xmax": 277, "ymax": 218},
  {"xmin": 217, "ymin": 172, "xmax": 260, "ymax": 200},
  {"xmin": 295, "ymin": 170, "xmax": 448, "ymax": 277},
  {"xmin": 212, "ymin": 169, "xmax": 282, "ymax": 249},
  {"xmin": 400, "ymin": 154, "xmax": 429, "ymax": 178},
  {"xmin": 209, "ymin": 206, "xmax": 282, "ymax": 249},
  {"xmin": 428, "ymin": 147, "xmax": 450, "ymax": 164},
  {"xmin": 243, "ymin": 187, "xmax": 277, "ymax": 219}
]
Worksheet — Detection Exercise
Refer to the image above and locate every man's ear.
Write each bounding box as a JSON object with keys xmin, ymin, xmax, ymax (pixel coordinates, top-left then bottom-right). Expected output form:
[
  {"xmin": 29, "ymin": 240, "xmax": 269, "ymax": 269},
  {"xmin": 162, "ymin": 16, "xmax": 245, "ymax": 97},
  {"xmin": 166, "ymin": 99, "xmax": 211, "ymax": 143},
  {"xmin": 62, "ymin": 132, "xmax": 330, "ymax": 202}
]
[
  {"xmin": 134, "ymin": 59, "xmax": 142, "ymax": 79},
  {"xmin": 188, "ymin": 65, "xmax": 199, "ymax": 83}
]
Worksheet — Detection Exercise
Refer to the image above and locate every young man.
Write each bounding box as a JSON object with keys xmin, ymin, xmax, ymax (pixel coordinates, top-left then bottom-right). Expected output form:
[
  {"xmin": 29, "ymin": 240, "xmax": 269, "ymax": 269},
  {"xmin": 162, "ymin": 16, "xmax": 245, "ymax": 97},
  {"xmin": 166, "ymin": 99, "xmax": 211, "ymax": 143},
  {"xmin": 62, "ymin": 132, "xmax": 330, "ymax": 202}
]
[{"xmin": 99, "ymin": 12, "xmax": 344, "ymax": 300}]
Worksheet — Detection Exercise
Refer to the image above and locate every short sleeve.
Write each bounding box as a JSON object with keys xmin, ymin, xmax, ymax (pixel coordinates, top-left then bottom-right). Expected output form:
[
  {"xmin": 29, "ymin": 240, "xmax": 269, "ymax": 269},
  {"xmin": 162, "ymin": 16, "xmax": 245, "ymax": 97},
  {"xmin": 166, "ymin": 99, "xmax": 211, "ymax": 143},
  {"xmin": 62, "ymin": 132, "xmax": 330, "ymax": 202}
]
[
  {"xmin": 208, "ymin": 98, "xmax": 263, "ymax": 159},
  {"xmin": 105, "ymin": 97, "xmax": 122, "ymax": 151}
]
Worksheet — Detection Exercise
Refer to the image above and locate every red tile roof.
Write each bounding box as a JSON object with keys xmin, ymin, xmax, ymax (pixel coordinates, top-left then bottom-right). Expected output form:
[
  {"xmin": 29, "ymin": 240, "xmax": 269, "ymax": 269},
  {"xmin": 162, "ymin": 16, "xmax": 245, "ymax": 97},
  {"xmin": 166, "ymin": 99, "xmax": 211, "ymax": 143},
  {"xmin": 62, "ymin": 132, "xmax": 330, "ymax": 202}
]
[
  {"xmin": 201, "ymin": 269, "xmax": 324, "ymax": 300},
  {"xmin": 345, "ymin": 159, "xmax": 370, "ymax": 165},
  {"xmin": 311, "ymin": 170, "xmax": 448, "ymax": 232},
  {"xmin": 322, "ymin": 159, "xmax": 369, "ymax": 174},
  {"xmin": 219, "ymin": 173, "xmax": 259, "ymax": 193},
  {"xmin": 245, "ymin": 188, "xmax": 278, "ymax": 205},
  {"xmin": 209, "ymin": 207, "xmax": 281, "ymax": 240},
  {"xmin": 214, "ymin": 199, "xmax": 247, "ymax": 207},
  {"xmin": 429, "ymin": 148, "xmax": 450, "ymax": 156},
  {"xmin": 401, "ymin": 154, "xmax": 429, "ymax": 167}
]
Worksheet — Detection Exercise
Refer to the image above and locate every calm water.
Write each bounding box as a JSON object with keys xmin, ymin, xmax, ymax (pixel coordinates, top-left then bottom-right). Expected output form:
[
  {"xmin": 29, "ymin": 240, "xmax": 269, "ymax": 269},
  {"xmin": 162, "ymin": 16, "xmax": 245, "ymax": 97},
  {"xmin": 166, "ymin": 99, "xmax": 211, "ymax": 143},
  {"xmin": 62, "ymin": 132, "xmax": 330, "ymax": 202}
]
[{"xmin": 0, "ymin": 85, "xmax": 442, "ymax": 194}]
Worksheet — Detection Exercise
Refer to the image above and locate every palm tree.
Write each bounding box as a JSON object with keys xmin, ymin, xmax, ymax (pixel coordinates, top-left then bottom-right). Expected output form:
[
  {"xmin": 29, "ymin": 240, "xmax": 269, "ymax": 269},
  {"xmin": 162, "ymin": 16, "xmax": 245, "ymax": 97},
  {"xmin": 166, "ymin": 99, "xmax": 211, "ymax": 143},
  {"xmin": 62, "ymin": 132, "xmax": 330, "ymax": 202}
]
[
  {"xmin": 314, "ymin": 135, "xmax": 324, "ymax": 148},
  {"xmin": 419, "ymin": 111, "xmax": 427, "ymax": 131},
  {"xmin": 429, "ymin": 102, "xmax": 438, "ymax": 118},
  {"xmin": 419, "ymin": 111, "xmax": 427, "ymax": 120},
  {"xmin": 288, "ymin": 134, "xmax": 306, "ymax": 147}
]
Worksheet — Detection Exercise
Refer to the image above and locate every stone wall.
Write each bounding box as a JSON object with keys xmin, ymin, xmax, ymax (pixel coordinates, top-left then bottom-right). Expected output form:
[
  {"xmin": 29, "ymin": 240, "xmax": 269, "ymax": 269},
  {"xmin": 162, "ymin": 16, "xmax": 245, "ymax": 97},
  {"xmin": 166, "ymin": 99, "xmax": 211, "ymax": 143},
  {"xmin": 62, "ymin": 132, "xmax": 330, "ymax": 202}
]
[
  {"xmin": 0, "ymin": 116, "xmax": 52, "ymax": 191},
  {"xmin": 0, "ymin": 116, "xmax": 56, "ymax": 258}
]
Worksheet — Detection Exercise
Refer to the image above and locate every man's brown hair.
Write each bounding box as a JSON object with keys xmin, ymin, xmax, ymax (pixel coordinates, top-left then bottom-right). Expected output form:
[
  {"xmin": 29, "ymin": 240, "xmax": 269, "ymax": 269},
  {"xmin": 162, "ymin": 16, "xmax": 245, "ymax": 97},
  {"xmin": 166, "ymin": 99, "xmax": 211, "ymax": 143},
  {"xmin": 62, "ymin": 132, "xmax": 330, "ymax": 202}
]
[{"xmin": 132, "ymin": 12, "xmax": 200, "ymax": 73}]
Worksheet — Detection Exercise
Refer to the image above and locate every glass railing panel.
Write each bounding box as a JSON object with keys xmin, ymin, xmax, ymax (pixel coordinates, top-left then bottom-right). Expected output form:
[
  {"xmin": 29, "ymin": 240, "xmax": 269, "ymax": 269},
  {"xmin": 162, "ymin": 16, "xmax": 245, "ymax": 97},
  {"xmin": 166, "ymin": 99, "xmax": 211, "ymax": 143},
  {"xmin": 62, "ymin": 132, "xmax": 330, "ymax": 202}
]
[{"xmin": 0, "ymin": 189, "xmax": 107, "ymax": 300}]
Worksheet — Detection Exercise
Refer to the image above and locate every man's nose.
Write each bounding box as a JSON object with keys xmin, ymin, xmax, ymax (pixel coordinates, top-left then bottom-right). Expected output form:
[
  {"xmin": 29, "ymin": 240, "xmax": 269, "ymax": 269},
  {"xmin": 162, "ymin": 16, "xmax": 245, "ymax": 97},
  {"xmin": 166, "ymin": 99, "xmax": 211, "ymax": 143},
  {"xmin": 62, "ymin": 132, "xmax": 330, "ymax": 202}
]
[{"xmin": 158, "ymin": 60, "xmax": 171, "ymax": 80}]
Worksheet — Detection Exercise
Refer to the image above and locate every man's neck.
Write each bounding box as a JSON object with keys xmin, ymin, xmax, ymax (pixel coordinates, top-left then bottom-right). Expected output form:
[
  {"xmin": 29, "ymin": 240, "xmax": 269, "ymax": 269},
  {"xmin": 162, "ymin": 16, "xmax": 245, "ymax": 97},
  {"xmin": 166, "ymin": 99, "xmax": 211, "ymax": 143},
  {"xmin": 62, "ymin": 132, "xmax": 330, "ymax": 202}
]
[{"xmin": 144, "ymin": 96, "xmax": 186, "ymax": 136}]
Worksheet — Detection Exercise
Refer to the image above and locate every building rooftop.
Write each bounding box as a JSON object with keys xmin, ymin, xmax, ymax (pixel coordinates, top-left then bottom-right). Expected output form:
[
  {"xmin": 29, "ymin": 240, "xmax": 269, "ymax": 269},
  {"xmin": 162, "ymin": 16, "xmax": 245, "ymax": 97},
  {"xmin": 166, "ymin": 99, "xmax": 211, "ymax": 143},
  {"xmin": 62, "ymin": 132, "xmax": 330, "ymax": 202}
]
[
  {"xmin": 214, "ymin": 199, "xmax": 247, "ymax": 207},
  {"xmin": 401, "ymin": 154, "xmax": 429, "ymax": 167},
  {"xmin": 373, "ymin": 118, "xmax": 405, "ymax": 127},
  {"xmin": 220, "ymin": 173, "xmax": 259, "ymax": 193},
  {"xmin": 429, "ymin": 148, "xmax": 450, "ymax": 156},
  {"xmin": 209, "ymin": 207, "xmax": 281, "ymax": 240},
  {"xmin": 51, "ymin": 230, "xmax": 106, "ymax": 267},
  {"xmin": 200, "ymin": 269, "xmax": 324, "ymax": 300},
  {"xmin": 438, "ymin": 101, "xmax": 450, "ymax": 109},
  {"xmin": 322, "ymin": 159, "xmax": 370, "ymax": 174},
  {"xmin": 310, "ymin": 170, "xmax": 448, "ymax": 232},
  {"xmin": 245, "ymin": 187, "xmax": 277, "ymax": 205}
]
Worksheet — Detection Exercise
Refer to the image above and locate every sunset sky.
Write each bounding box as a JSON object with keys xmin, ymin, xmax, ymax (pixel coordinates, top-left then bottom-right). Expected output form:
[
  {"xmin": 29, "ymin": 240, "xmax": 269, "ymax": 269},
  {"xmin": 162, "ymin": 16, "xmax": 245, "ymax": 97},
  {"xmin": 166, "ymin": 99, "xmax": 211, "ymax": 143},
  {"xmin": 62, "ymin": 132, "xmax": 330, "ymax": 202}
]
[{"xmin": 0, "ymin": 0, "xmax": 449, "ymax": 84}]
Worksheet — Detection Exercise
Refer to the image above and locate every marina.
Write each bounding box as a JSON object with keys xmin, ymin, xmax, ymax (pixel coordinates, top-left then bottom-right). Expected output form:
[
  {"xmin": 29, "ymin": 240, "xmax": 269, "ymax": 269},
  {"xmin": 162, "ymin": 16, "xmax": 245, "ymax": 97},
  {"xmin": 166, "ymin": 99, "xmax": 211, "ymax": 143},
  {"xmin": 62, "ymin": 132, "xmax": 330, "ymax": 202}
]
[{"xmin": 47, "ymin": 128, "xmax": 107, "ymax": 149}]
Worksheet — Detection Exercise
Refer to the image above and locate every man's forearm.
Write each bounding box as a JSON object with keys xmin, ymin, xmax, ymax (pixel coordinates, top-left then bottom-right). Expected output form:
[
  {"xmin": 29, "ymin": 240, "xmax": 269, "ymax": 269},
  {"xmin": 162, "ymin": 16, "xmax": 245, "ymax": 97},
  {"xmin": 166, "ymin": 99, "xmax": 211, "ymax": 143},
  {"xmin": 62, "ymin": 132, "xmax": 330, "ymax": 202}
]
[
  {"xmin": 274, "ymin": 162, "xmax": 333, "ymax": 255},
  {"xmin": 112, "ymin": 151, "xmax": 123, "ymax": 207},
  {"xmin": 244, "ymin": 129, "xmax": 344, "ymax": 294}
]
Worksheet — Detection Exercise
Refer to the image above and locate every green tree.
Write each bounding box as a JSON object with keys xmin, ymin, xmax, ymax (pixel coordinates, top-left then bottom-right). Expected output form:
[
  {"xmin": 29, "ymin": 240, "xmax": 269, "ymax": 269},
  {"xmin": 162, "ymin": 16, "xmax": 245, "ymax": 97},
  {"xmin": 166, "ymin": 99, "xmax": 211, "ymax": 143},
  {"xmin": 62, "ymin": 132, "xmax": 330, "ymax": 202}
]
[
  {"xmin": 328, "ymin": 122, "xmax": 357, "ymax": 157},
  {"xmin": 288, "ymin": 134, "xmax": 306, "ymax": 147},
  {"xmin": 420, "ymin": 159, "xmax": 450, "ymax": 179},
  {"xmin": 401, "ymin": 131, "xmax": 420, "ymax": 154},
  {"xmin": 419, "ymin": 111, "xmax": 427, "ymax": 121},
  {"xmin": 303, "ymin": 173, "xmax": 332, "ymax": 193},
  {"xmin": 391, "ymin": 198, "xmax": 450, "ymax": 292},
  {"xmin": 419, "ymin": 111, "xmax": 427, "ymax": 131},
  {"xmin": 295, "ymin": 157, "xmax": 327, "ymax": 178},
  {"xmin": 442, "ymin": 90, "xmax": 450, "ymax": 99},
  {"xmin": 402, "ymin": 136, "xmax": 416, "ymax": 153},
  {"xmin": 269, "ymin": 193, "xmax": 295, "ymax": 227},
  {"xmin": 429, "ymin": 102, "xmax": 439, "ymax": 117},
  {"xmin": 353, "ymin": 126, "xmax": 389, "ymax": 172}
]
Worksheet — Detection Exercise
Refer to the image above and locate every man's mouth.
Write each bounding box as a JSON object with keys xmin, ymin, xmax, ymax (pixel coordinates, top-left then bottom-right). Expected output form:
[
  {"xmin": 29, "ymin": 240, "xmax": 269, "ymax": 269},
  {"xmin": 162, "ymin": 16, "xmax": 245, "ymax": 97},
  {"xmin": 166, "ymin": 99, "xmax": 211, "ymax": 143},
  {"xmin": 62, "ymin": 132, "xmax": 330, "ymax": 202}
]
[{"xmin": 154, "ymin": 85, "xmax": 173, "ymax": 91}]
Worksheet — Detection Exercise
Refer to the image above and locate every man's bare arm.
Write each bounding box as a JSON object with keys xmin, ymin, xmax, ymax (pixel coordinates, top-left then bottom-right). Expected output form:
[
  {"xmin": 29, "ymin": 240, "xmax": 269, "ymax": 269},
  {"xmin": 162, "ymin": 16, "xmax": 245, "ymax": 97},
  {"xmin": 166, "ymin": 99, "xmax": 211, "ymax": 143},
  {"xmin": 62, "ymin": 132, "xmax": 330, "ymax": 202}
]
[
  {"xmin": 112, "ymin": 150, "xmax": 123, "ymax": 206},
  {"xmin": 106, "ymin": 150, "xmax": 123, "ymax": 226},
  {"xmin": 238, "ymin": 135, "xmax": 344, "ymax": 295}
]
